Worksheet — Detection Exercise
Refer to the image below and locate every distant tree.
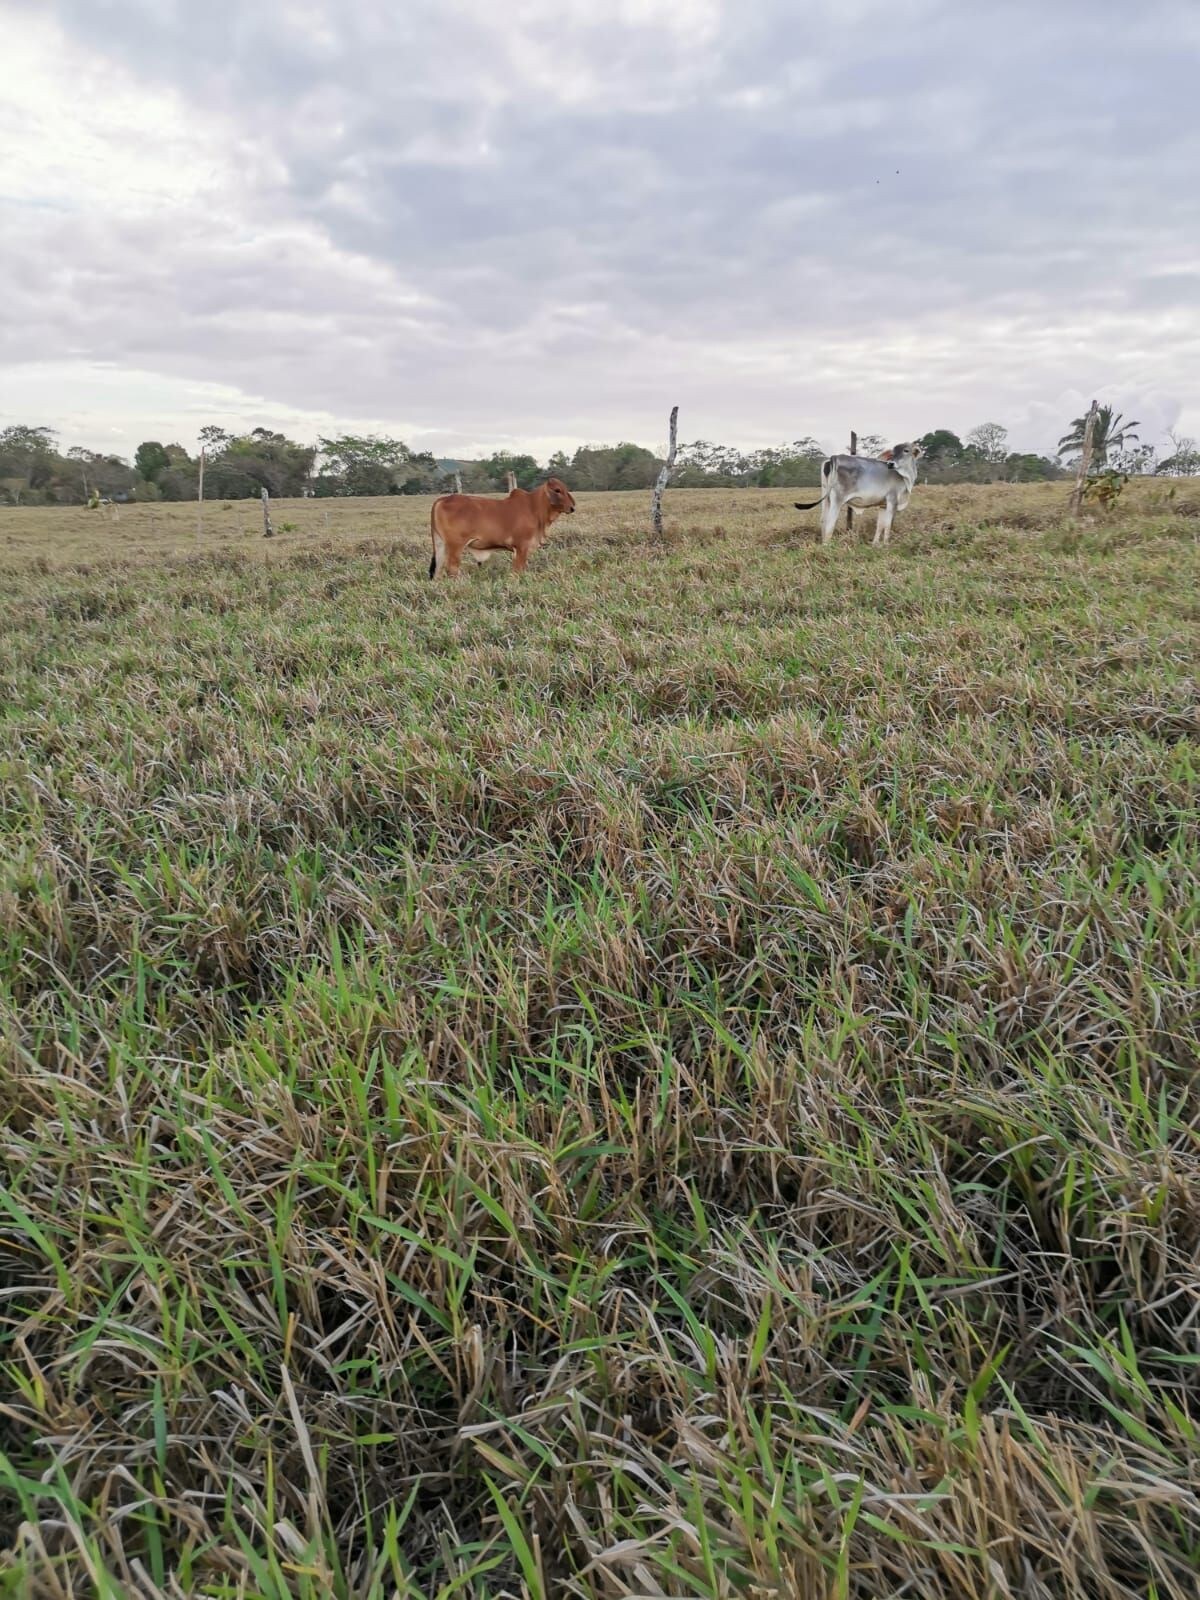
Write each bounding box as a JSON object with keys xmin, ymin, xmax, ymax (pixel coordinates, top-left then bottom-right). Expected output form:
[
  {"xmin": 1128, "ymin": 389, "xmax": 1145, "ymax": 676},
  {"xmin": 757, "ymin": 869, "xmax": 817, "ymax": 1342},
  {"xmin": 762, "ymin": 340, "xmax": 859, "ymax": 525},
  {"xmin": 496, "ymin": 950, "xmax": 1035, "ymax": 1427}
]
[
  {"xmin": 546, "ymin": 450, "xmax": 571, "ymax": 479},
  {"xmin": 965, "ymin": 422, "xmax": 1009, "ymax": 464},
  {"xmin": 595, "ymin": 443, "xmax": 659, "ymax": 490},
  {"xmin": 856, "ymin": 433, "xmax": 888, "ymax": 459},
  {"xmin": 397, "ymin": 453, "xmax": 440, "ymax": 494},
  {"xmin": 0, "ymin": 425, "xmax": 60, "ymax": 499},
  {"xmin": 675, "ymin": 439, "xmax": 747, "ymax": 485},
  {"xmin": 61, "ymin": 447, "xmax": 137, "ymax": 498},
  {"xmin": 158, "ymin": 452, "xmax": 201, "ymax": 499},
  {"xmin": 566, "ymin": 443, "xmax": 661, "ymax": 491},
  {"xmin": 457, "ymin": 460, "xmax": 498, "ymax": 494},
  {"xmin": 317, "ymin": 434, "xmax": 432, "ymax": 496},
  {"xmin": 198, "ymin": 425, "xmax": 232, "ymax": 457},
  {"xmin": 1111, "ymin": 442, "xmax": 1157, "ymax": 477},
  {"xmin": 215, "ymin": 430, "xmax": 315, "ymax": 496},
  {"xmin": 776, "ymin": 438, "xmax": 826, "ymax": 487},
  {"xmin": 135, "ymin": 440, "xmax": 170, "ymax": 484},
  {"xmin": 918, "ymin": 429, "xmax": 964, "ymax": 466},
  {"xmin": 482, "ymin": 451, "xmax": 542, "ymax": 491},
  {"xmin": 1003, "ymin": 452, "xmax": 1062, "ymax": 482},
  {"xmin": 743, "ymin": 440, "xmax": 824, "ymax": 487},
  {"xmin": 0, "ymin": 424, "xmax": 57, "ymax": 457},
  {"xmin": 1158, "ymin": 432, "xmax": 1200, "ymax": 476},
  {"xmin": 1057, "ymin": 407, "xmax": 1139, "ymax": 466}
]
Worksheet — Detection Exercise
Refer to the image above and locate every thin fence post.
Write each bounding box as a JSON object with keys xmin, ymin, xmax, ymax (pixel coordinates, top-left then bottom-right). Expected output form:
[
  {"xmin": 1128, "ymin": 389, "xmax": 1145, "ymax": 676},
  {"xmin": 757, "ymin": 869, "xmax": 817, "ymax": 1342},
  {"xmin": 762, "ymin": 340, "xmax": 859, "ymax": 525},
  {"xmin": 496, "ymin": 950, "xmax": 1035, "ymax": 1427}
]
[
  {"xmin": 846, "ymin": 430, "xmax": 857, "ymax": 536},
  {"xmin": 261, "ymin": 486, "xmax": 274, "ymax": 539},
  {"xmin": 197, "ymin": 447, "xmax": 205, "ymax": 538},
  {"xmin": 505, "ymin": 471, "xmax": 517, "ymax": 494},
  {"xmin": 1069, "ymin": 399, "xmax": 1099, "ymax": 517},
  {"xmin": 454, "ymin": 472, "xmax": 463, "ymax": 494},
  {"xmin": 650, "ymin": 405, "xmax": 679, "ymax": 540}
]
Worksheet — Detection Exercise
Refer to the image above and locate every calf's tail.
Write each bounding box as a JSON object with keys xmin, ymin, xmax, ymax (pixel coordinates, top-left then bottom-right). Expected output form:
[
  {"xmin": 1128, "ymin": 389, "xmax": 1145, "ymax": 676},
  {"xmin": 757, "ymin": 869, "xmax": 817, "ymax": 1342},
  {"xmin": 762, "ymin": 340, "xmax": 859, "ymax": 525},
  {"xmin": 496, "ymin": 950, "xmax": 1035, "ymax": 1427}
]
[{"xmin": 795, "ymin": 457, "xmax": 834, "ymax": 511}]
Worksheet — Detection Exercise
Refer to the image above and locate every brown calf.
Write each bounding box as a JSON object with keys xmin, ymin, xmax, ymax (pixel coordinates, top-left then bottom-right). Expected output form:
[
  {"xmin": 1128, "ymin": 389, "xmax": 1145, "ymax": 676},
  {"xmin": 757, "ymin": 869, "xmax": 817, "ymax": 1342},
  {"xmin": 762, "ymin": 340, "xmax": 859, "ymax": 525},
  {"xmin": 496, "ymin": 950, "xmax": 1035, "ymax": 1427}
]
[{"xmin": 428, "ymin": 478, "xmax": 576, "ymax": 578}]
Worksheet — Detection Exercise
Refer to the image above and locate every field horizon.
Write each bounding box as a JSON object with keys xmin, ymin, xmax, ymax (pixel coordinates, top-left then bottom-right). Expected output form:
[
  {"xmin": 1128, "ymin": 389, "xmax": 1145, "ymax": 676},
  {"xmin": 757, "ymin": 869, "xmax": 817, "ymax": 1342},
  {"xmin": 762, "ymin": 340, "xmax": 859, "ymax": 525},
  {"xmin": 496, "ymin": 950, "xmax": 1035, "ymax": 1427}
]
[
  {"xmin": 4, "ymin": 477, "xmax": 1198, "ymax": 575},
  {"xmin": 2, "ymin": 484, "xmax": 1198, "ymax": 1597}
]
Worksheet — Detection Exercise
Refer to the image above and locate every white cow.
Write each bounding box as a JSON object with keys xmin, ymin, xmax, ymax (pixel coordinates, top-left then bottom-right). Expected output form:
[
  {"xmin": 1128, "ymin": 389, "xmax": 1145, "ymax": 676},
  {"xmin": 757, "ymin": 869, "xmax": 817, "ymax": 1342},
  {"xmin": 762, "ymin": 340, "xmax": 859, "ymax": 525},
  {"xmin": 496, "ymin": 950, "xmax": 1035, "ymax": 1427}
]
[{"xmin": 795, "ymin": 441, "xmax": 924, "ymax": 545}]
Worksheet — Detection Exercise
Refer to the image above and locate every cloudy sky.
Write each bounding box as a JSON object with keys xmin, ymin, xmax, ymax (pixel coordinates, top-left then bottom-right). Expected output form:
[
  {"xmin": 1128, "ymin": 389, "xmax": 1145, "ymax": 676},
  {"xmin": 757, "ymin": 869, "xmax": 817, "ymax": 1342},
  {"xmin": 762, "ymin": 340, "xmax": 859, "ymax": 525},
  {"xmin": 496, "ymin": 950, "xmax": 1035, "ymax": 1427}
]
[{"xmin": 2, "ymin": 0, "xmax": 1198, "ymax": 463}]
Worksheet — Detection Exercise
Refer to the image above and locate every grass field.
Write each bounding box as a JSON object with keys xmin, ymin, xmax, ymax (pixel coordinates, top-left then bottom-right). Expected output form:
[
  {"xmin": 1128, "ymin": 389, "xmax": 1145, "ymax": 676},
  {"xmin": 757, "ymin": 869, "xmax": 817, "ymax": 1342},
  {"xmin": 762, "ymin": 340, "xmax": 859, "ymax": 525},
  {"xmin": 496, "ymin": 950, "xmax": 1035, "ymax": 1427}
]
[{"xmin": 1, "ymin": 483, "xmax": 1198, "ymax": 1598}]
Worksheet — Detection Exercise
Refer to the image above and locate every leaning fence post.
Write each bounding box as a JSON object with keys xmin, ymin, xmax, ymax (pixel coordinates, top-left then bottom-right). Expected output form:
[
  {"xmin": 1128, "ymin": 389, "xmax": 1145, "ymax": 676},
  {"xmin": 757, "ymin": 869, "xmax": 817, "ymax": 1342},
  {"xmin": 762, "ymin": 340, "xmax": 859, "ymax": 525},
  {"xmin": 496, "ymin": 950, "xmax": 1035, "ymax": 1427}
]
[
  {"xmin": 197, "ymin": 447, "xmax": 206, "ymax": 538},
  {"xmin": 650, "ymin": 404, "xmax": 679, "ymax": 540},
  {"xmin": 453, "ymin": 472, "xmax": 463, "ymax": 494},
  {"xmin": 505, "ymin": 471, "xmax": 517, "ymax": 494},
  {"xmin": 261, "ymin": 486, "xmax": 274, "ymax": 539},
  {"xmin": 1069, "ymin": 399, "xmax": 1099, "ymax": 517}
]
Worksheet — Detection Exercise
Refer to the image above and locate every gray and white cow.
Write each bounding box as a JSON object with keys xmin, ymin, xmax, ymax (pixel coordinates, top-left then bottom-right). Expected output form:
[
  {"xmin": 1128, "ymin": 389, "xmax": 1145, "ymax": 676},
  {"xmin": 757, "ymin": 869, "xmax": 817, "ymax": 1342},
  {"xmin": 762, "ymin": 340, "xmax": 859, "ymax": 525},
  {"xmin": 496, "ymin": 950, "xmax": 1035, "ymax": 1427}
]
[{"xmin": 795, "ymin": 442, "xmax": 924, "ymax": 545}]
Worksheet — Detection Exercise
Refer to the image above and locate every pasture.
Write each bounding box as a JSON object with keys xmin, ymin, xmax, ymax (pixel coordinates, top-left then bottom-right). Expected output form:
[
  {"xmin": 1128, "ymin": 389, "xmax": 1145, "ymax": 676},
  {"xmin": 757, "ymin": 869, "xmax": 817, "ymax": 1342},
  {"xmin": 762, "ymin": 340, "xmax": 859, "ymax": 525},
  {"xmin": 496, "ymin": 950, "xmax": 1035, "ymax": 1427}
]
[{"xmin": 1, "ymin": 484, "xmax": 1198, "ymax": 1598}]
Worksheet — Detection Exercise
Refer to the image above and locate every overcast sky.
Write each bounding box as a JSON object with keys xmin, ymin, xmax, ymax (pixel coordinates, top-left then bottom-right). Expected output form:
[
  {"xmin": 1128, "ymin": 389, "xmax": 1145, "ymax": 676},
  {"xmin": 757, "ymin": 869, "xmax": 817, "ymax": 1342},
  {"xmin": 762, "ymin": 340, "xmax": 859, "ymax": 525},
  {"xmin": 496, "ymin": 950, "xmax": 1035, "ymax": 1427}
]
[{"xmin": 2, "ymin": 0, "xmax": 1197, "ymax": 463}]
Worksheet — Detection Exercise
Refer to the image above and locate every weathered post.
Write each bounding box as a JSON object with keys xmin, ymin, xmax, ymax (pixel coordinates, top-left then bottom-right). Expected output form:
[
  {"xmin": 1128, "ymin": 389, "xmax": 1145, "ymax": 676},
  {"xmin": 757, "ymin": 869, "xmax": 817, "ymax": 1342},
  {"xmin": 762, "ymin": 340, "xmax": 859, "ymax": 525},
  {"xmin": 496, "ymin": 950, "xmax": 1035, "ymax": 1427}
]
[
  {"xmin": 505, "ymin": 471, "xmax": 517, "ymax": 494},
  {"xmin": 650, "ymin": 404, "xmax": 679, "ymax": 540},
  {"xmin": 261, "ymin": 485, "xmax": 274, "ymax": 539},
  {"xmin": 453, "ymin": 472, "xmax": 463, "ymax": 494},
  {"xmin": 846, "ymin": 430, "xmax": 858, "ymax": 537},
  {"xmin": 1069, "ymin": 399, "xmax": 1099, "ymax": 517},
  {"xmin": 197, "ymin": 447, "xmax": 206, "ymax": 538}
]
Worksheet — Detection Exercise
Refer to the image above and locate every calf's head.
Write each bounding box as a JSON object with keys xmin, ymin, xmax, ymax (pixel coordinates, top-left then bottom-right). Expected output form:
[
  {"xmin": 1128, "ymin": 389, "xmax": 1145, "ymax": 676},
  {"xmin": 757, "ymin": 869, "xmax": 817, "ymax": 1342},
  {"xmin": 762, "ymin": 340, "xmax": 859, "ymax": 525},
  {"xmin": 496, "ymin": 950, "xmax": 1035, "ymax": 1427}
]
[
  {"xmin": 544, "ymin": 477, "xmax": 576, "ymax": 515},
  {"xmin": 886, "ymin": 442, "xmax": 924, "ymax": 478}
]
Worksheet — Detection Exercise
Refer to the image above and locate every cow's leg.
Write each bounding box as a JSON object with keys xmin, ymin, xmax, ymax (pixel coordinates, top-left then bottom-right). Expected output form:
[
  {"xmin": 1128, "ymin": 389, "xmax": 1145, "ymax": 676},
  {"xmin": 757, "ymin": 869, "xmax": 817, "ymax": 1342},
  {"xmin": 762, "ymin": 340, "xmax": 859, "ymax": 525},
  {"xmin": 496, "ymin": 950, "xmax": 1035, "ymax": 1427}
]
[
  {"xmin": 820, "ymin": 494, "xmax": 841, "ymax": 545},
  {"xmin": 873, "ymin": 503, "xmax": 894, "ymax": 546},
  {"xmin": 443, "ymin": 539, "xmax": 464, "ymax": 578},
  {"xmin": 511, "ymin": 542, "xmax": 531, "ymax": 573},
  {"xmin": 430, "ymin": 530, "xmax": 446, "ymax": 579}
]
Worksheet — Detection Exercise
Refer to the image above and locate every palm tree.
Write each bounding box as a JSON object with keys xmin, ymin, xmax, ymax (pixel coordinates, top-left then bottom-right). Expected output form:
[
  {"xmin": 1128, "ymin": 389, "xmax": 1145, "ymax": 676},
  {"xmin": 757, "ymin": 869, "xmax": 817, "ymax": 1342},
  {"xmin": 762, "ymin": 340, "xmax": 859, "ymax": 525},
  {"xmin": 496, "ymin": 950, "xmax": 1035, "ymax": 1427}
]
[{"xmin": 1057, "ymin": 406, "xmax": 1140, "ymax": 466}]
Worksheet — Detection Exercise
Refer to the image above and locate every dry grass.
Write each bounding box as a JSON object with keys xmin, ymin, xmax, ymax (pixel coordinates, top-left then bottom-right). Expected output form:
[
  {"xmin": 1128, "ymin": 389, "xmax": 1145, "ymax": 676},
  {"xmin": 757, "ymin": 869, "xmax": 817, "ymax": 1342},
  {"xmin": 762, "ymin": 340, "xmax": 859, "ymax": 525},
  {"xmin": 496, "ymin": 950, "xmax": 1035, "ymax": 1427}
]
[{"xmin": 1, "ymin": 484, "xmax": 1198, "ymax": 1598}]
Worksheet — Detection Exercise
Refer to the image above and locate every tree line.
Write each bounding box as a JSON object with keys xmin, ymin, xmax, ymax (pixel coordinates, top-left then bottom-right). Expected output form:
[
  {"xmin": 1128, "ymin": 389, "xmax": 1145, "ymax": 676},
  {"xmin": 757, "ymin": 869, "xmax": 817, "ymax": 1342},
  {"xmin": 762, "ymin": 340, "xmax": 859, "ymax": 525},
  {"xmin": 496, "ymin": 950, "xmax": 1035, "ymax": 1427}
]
[{"xmin": 2, "ymin": 412, "xmax": 1196, "ymax": 507}]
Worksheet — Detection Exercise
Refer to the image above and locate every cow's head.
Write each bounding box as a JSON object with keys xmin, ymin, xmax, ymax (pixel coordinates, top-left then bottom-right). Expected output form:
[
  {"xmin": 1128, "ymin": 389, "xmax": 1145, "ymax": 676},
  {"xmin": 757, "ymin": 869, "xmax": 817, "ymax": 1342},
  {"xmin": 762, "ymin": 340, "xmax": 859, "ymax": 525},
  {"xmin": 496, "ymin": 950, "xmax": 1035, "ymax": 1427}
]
[
  {"xmin": 885, "ymin": 442, "xmax": 923, "ymax": 481},
  {"xmin": 544, "ymin": 477, "xmax": 576, "ymax": 515}
]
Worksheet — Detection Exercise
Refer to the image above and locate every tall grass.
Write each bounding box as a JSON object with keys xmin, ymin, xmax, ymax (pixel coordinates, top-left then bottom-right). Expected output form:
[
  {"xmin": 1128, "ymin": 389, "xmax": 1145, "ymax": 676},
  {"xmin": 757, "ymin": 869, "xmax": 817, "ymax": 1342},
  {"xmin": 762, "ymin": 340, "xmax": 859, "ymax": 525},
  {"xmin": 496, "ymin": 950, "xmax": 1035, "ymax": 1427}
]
[{"xmin": 1, "ymin": 485, "xmax": 1198, "ymax": 1597}]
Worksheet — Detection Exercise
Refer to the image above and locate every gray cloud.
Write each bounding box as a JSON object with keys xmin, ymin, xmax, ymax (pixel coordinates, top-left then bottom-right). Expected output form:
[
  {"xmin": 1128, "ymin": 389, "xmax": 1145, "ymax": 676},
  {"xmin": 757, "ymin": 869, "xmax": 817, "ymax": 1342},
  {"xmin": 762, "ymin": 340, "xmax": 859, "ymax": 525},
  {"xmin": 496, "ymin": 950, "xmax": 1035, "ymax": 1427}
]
[{"xmin": 2, "ymin": 0, "xmax": 1198, "ymax": 458}]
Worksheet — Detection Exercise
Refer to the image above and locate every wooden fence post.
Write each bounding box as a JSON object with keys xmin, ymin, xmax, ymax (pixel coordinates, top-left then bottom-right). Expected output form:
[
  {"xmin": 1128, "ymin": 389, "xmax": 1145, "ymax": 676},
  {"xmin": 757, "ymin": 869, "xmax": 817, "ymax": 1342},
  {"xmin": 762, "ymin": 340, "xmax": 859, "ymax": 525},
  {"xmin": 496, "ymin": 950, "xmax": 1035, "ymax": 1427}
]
[
  {"xmin": 197, "ymin": 447, "xmax": 205, "ymax": 538},
  {"xmin": 261, "ymin": 486, "xmax": 274, "ymax": 539},
  {"xmin": 650, "ymin": 405, "xmax": 679, "ymax": 540},
  {"xmin": 1069, "ymin": 399, "xmax": 1099, "ymax": 517},
  {"xmin": 846, "ymin": 430, "xmax": 857, "ymax": 537},
  {"xmin": 505, "ymin": 471, "xmax": 517, "ymax": 494},
  {"xmin": 453, "ymin": 472, "xmax": 463, "ymax": 494}
]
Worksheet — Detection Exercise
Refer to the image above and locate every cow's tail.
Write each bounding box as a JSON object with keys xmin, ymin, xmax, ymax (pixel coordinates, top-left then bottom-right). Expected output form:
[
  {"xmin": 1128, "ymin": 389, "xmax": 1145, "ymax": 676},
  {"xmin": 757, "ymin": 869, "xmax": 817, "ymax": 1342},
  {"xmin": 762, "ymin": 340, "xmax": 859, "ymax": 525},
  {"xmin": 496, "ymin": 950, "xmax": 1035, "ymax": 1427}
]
[
  {"xmin": 429, "ymin": 502, "xmax": 440, "ymax": 579},
  {"xmin": 795, "ymin": 456, "xmax": 835, "ymax": 511}
]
